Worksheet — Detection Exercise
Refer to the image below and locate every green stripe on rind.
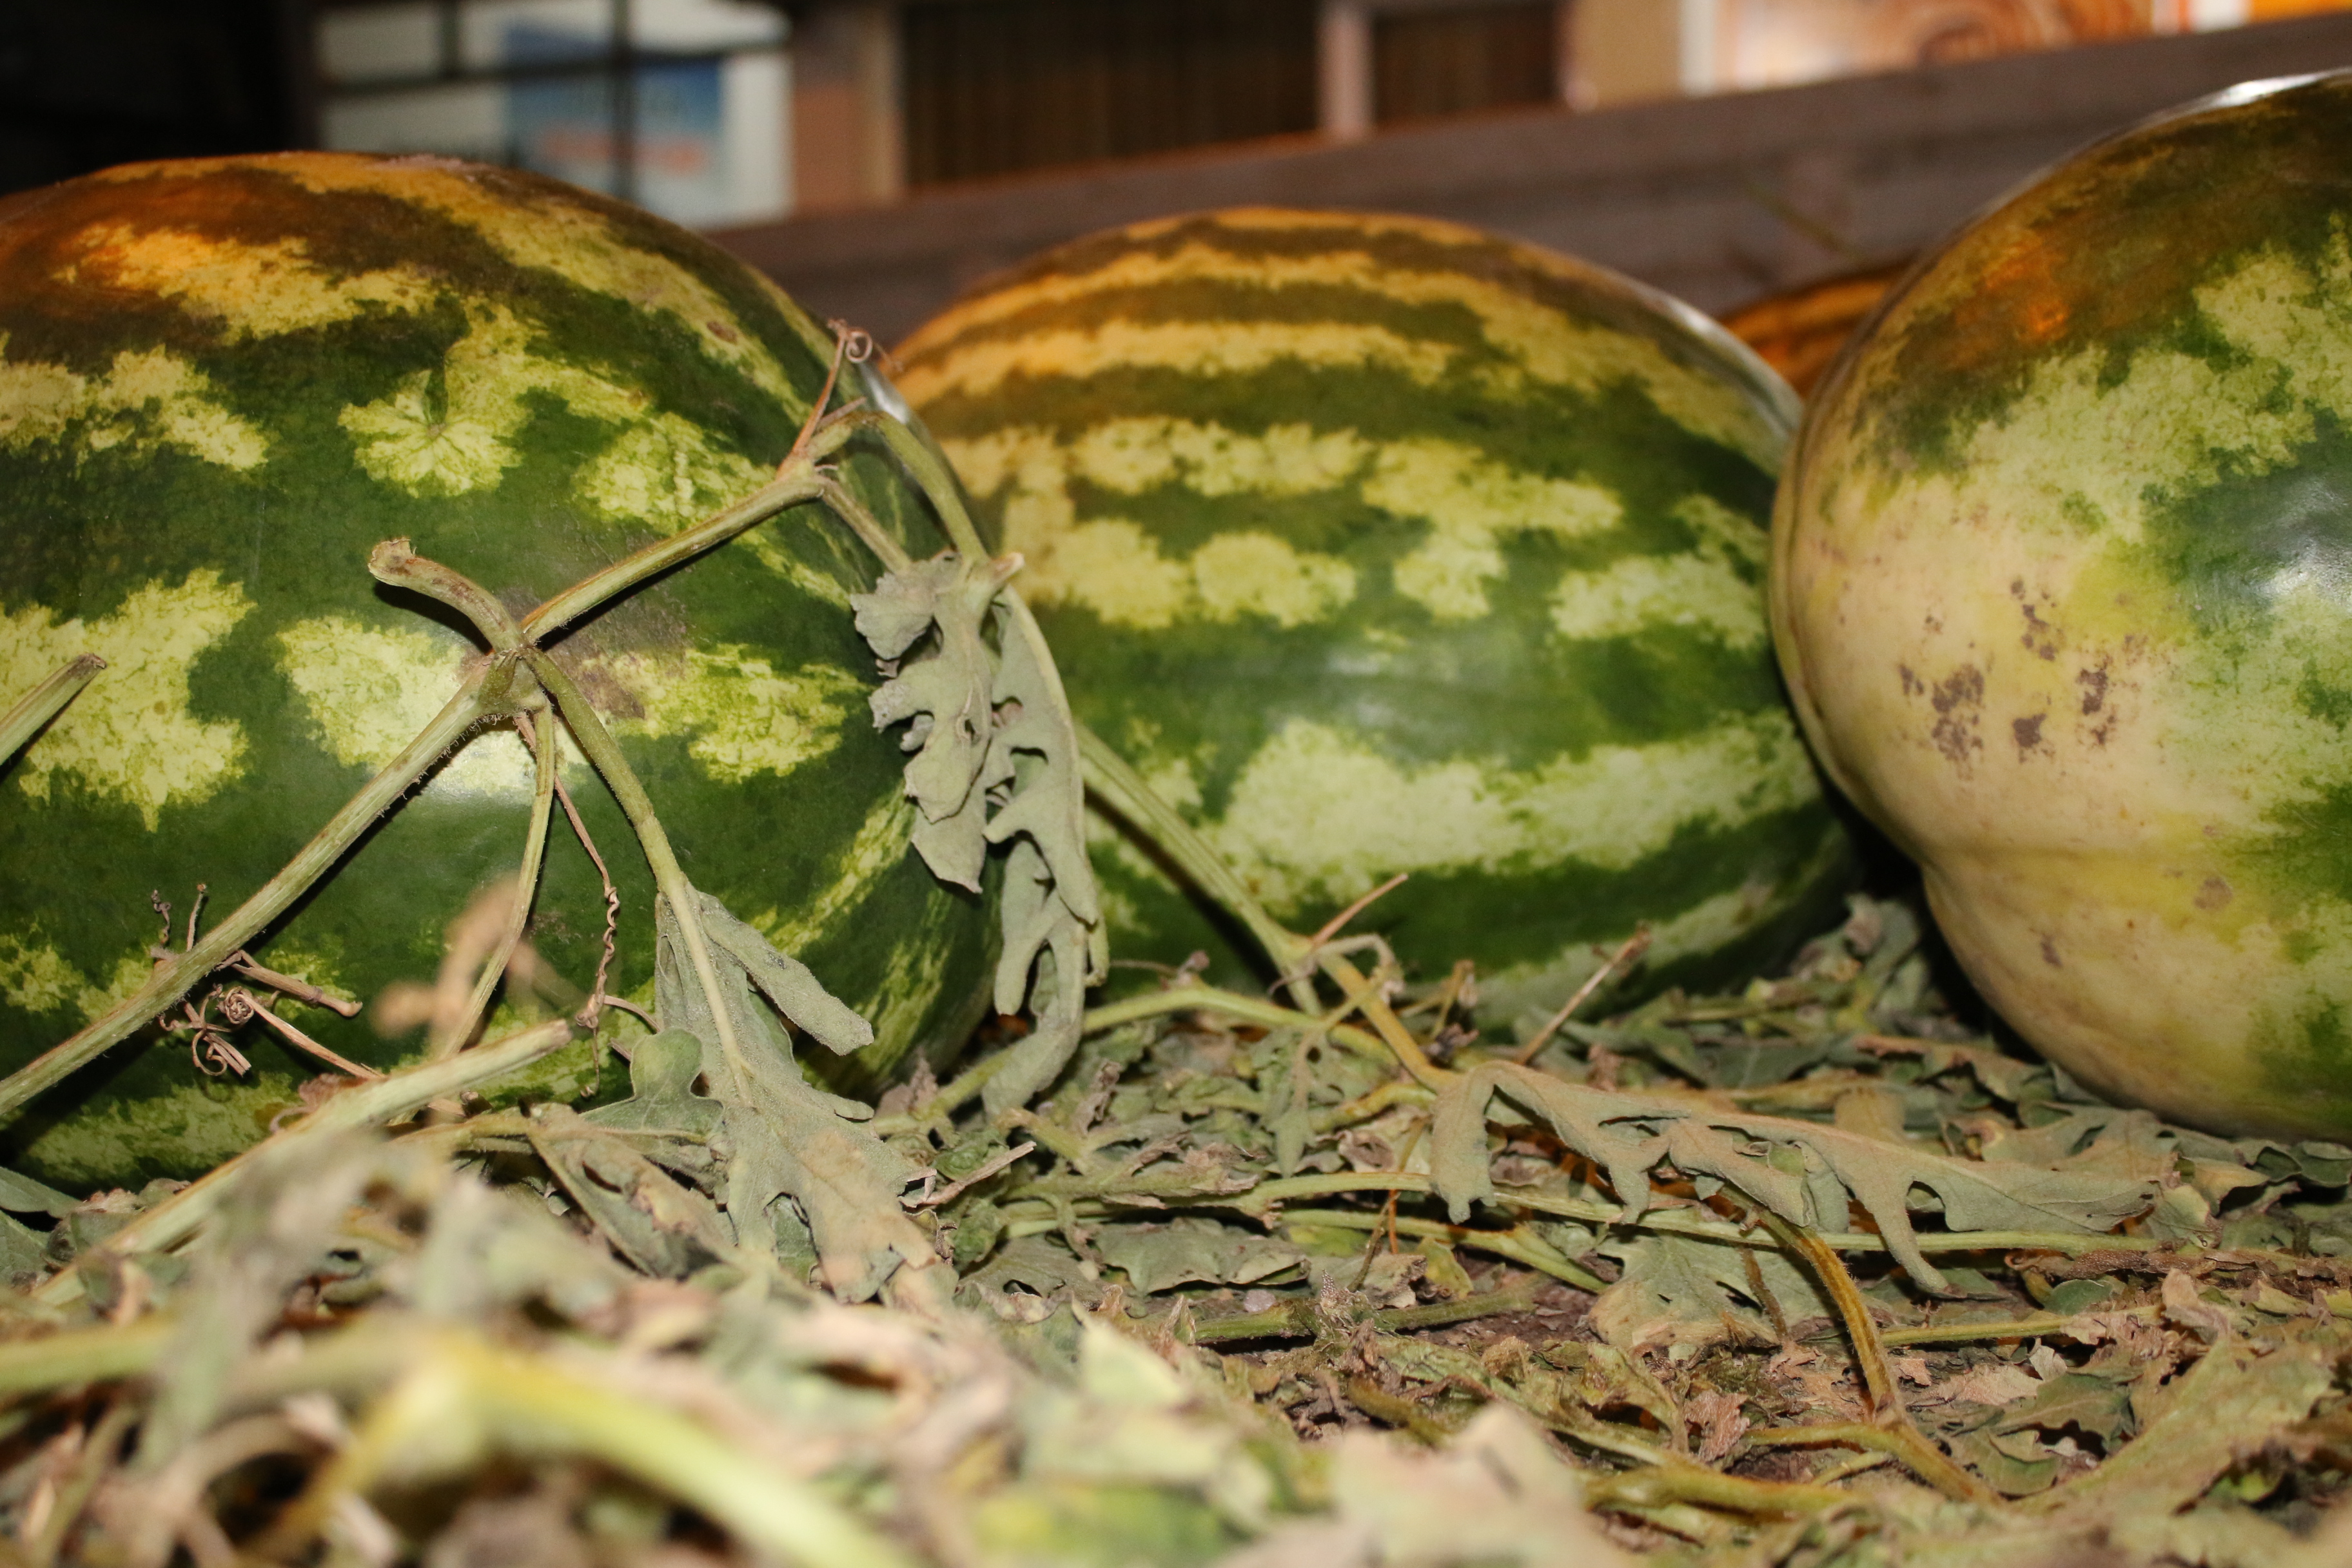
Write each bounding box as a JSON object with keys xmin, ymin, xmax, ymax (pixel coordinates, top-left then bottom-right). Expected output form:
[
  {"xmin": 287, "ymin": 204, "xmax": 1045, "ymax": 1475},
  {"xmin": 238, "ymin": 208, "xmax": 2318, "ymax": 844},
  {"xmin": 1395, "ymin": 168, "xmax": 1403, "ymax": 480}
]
[
  {"xmin": 0, "ymin": 154, "xmax": 990, "ymax": 1186},
  {"xmin": 900, "ymin": 207, "xmax": 1851, "ymax": 1019}
]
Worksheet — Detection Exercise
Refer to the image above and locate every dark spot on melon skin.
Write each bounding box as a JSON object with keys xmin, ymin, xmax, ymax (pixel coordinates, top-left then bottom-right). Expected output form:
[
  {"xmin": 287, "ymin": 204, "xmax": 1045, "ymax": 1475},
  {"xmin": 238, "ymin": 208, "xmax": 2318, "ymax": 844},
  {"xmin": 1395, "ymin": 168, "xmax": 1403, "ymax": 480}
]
[
  {"xmin": 2195, "ymin": 876, "xmax": 2233, "ymax": 910},
  {"xmin": 1928, "ymin": 664, "xmax": 1983, "ymax": 766},
  {"xmin": 2041, "ymin": 935, "xmax": 2062, "ymax": 967},
  {"xmin": 2077, "ymin": 663, "xmax": 2109, "ymax": 715},
  {"xmin": 2010, "ymin": 578, "xmax": 2061, "ymax": 660},
  {"xmin": 2012, "ymin": 713, "xmax": 2046, "ymax": 757},
  {"xmin": 1897, "ymin": 663, "xmax": 1922, "ymax": 698}
]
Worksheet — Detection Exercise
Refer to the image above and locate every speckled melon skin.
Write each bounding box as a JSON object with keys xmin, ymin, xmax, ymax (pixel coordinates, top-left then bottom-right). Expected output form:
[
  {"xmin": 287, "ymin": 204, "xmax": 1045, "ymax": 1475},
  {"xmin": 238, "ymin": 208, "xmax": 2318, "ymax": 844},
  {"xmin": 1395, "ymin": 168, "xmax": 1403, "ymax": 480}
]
[
  {"xmin": 899, "ymin": 208, "xmax": 1857, "ymax": 1032},
  {"xmin": 1773, "ymin": 72, "xmax": 2352, "ymax": 1139},
  {"xmin": 0, "ymin": 153, "xmax": 992, "ymax": 1188}
]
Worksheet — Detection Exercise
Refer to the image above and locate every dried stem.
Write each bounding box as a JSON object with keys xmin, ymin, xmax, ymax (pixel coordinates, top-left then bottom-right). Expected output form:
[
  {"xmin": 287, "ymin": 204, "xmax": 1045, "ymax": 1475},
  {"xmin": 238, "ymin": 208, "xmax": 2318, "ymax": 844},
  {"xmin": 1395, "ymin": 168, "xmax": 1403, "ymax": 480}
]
[
  {"xmin": 1514, "ymin": 926, "xmax": 1653, "ymax": 1064},
  {"xmin": 1275, "ymin": 1206, "xmax": 1607, "ymax": 1293},
  {"xmin": 522, "ymin": 649, "xmax": 746, "ymax": 1079},
  {"xmin": 257, "ymin": 1328, "xmax": 921, "ymax": 1568},
  {"xmin": 1752, "ymin": 1207, "xmax": 1995, "ymax": 1505}
]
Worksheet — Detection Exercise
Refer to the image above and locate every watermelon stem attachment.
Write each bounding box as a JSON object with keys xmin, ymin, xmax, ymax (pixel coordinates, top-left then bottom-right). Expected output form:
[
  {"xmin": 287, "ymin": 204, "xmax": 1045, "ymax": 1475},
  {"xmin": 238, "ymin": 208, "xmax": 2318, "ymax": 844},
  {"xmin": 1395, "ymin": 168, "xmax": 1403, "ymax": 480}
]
[{"xmin": 0, "ymin": 652, "xmax": 104, "ymax": 764}]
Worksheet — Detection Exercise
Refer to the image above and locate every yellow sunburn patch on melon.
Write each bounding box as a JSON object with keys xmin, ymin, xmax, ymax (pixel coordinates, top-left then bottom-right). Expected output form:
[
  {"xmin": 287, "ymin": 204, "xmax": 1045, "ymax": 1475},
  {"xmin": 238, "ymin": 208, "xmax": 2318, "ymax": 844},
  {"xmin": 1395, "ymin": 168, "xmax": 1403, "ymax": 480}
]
[
  {"xmin": 1366, "ymin": 439, "xmax": 1622, "ymax": 618},
  {"xmin": 0, "ymin": 339, "xmax": 266, "ymax": 471},
  {"xmin": 5, "ymin": 571, "xmax": 253, "ymax": 827},
  {"xmin": 1198, "ymin": 713, "xmax": 1819, "ymax": 912},
  {"xmin": 340, "ymin": 303, "xmax": 643, "ymax": 496},
  {"xmin": 101, "ymin": 154, "xmax": 801, "ymax": 408},
  {"xmin": 61, "ymin": 224, "xmax": 440, "ymax": 340}
]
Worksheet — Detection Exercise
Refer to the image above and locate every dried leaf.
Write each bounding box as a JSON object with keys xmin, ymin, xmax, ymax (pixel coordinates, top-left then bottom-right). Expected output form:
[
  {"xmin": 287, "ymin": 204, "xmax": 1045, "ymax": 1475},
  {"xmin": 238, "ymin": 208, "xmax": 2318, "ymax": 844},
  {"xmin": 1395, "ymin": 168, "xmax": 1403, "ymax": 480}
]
[
  {"xmin": 977, "ymin": 594, "xmax": 1105, "ymax": 1114},
  {"xmin": 1588, "ymin": 1230, "xmax": 1830, "ymax": 1355},
  {"xmin": 1431, "ymin": 1061, "xmax": 2155, "ymax": 1290},
  {"xmin": 855, "ymin": 553, "xmax": 999, "ymax": 889},
  {"xmin": 854, "ymin": 557, "xmax": 1102, "ymax": 1111},
  {"xmin": 1095, "ymin": 1219, "xmax": 1304, "ymax": 1294},
  {"xmin": 525, "ymin": 1103, "xmax": 732, "ymax": 1278},
  {"xmin": 654, "ymin": 895, "xmax": 939, "ymax": 1304},
  {"xmin": 2019, "ymin": 1318, "xmax": 2350, "ymax": 1529}
]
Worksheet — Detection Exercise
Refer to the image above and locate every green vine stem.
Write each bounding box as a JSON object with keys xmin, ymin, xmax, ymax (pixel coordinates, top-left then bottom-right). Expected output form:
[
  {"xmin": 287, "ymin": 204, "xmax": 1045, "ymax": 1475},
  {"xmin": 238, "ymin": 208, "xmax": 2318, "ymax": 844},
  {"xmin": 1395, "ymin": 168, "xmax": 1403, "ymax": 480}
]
[
  {"xmin": 814, "ymin": 476, "xmax": 917, "ymax": 577},
  {"xmin": 520, "ymin": 649, "xmax": 748, "ymax": 1079},
  {"xmin": 829, "ymin": 409, "xmax": 994, "ymax": 564},
  {"xmin": 0, "ymin": 653, "xmax": 104, "ymax": 762},
  {"xmin": 0, "ymin": 670, "xmax": 505, "ymax": 1125},
  {"xmin": 34, "ymin": 1017, "xmax": 576, "ymax": 1309},
  {"xmin": 522, "ymin": 449, "xmax": 841, "ymax": 643},
  {"xmin": 431, "ymin": 703, "xmax": 560, "ymax": 1062}
]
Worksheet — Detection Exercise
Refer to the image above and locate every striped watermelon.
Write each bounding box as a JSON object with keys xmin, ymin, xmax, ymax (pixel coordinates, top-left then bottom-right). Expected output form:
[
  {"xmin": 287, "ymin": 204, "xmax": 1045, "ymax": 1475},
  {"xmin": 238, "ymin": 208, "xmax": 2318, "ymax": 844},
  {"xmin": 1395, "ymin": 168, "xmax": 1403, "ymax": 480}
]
[
  {"xmin": 1773, "ymin": 73, "xmax": 2352, "ymax": 1139},
  {"xmin": 898, "ymin": 208, "xmax": 1856, "ymax": 1031},
  {"xmin": 0, "ymin": 153, "xmax": 992, "ymax": 1188}
]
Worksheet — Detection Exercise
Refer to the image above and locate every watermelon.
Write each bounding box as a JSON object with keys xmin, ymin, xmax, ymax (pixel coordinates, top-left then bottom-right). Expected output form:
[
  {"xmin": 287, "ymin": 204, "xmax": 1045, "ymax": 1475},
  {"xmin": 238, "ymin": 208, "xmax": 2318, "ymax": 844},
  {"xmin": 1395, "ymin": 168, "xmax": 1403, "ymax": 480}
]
[
  {"xmin": 0, "ymin": 153, "xmax": 993, "ymax": 1189},
  {"xmin": 1772, "ymin": 72, "xmax": 2352, "ymax": 1139},
  {"xmin": 897, "ymin": 208, "xmax": 1856, "ymax": 1030}
]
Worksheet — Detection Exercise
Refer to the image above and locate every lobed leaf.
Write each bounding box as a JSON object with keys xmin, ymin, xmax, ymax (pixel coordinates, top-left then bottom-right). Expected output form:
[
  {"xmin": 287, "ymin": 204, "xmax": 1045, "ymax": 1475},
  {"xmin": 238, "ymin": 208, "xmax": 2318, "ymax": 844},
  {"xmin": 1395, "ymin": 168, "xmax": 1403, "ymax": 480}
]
[{"xmin": 1431, "ymin": 1061, "xmax": 2157, "ymax": 1291}]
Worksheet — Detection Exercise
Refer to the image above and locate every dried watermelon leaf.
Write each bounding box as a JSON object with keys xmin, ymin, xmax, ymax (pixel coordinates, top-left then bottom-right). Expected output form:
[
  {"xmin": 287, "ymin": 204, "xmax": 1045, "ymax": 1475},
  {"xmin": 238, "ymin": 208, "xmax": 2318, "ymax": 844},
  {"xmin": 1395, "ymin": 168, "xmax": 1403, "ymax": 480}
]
[
  {"xmin": 525, "ymin": 1102, "xmax": 733, "ymax": 1279},
  {"xmin": 654, "ymin": 895, "xmax": 941, "ymax": 1306},
  {"xmin": 1431, "ymin": 1061, "xmax": 2157, "ymax": 1291},
  {"xmin": 855, "ymin": 552, "xmax": 1001, "ymax": 889},
  {"xmin": 1589, "ymin": 1230, "xmax": 1832, "ymax": 1355}
]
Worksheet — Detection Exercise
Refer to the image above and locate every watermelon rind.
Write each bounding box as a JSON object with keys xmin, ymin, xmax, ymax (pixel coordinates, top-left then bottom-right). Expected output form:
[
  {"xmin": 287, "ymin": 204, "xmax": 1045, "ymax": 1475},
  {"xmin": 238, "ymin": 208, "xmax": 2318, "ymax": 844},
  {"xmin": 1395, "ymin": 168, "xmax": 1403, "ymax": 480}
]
[
  {"xmin": 0, "ymin": 153, "xmax": 993, "ymax": 1188},
  {"xmin": 899, "ymin": 207, "xmax": 1857, "ymax": 1033},
  {"xmin": 1774, "ymin": 70, "xmax": 2352, "ymax": 1139}
]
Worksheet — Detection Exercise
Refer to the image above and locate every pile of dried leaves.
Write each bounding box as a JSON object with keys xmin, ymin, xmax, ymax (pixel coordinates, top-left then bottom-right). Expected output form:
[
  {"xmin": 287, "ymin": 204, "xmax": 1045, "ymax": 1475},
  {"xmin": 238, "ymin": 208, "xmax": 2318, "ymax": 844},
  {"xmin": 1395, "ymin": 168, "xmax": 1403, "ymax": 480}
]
[{"xmin": 7, "ymin": 892, "xmax": 2352, "ymax": 1568}]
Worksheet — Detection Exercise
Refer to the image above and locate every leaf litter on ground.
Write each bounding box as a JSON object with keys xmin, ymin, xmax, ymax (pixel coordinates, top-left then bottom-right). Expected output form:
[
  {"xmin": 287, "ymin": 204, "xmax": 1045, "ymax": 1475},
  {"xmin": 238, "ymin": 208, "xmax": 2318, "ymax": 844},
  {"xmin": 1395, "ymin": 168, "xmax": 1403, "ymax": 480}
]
[{"xmin": 9, "ymin": 891, "xmax": 2352, "ymax": 1566}]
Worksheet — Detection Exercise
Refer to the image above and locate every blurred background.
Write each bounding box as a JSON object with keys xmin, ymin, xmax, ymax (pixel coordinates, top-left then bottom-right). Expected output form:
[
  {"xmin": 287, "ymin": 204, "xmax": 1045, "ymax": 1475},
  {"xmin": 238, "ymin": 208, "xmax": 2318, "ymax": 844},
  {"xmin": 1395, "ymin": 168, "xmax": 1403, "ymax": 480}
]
[{"xmin": 9, "ymin": 0, "xmax": 2352, "ymax": 341}]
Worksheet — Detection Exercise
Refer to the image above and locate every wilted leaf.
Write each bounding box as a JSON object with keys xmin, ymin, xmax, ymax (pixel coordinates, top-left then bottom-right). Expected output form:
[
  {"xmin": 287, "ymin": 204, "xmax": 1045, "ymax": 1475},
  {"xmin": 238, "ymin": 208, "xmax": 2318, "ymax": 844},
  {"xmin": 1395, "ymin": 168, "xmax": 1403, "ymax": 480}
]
[
  {"xmin": 1431, "ymin": 1061, "xmax": 2155, "ymax": 1291},
  {"xmin": 654, "ymin": 894, "xmax": 939, "ymax": 1306},
  {"xmin": 977, "ymin": 595, "xmax": 1105, "ymax": 1115},
  {"xmin": 856, "ymin": 551, "xmax": 999, "ymax": 889},
  {"xmin": 1095, "ymin": 1219, "xmax": 1303, "ymax": 1294},
  {"xmin": 526, "ymin": 1103, "xmax": 733, "ymax": 1278},
  {"xmin": 1587, "ymin": 1231, "xmax": 1830, "ymax": 1355}
]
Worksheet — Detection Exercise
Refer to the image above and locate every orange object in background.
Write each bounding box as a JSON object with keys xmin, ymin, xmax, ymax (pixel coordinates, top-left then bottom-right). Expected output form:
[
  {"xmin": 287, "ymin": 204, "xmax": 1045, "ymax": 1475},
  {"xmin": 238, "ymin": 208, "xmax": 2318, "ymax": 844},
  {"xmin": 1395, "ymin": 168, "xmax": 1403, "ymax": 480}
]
[{"xmin": 1719, "ymin": 260, "xmax": 1910, "ymax": 397}]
